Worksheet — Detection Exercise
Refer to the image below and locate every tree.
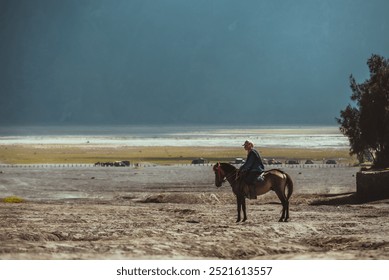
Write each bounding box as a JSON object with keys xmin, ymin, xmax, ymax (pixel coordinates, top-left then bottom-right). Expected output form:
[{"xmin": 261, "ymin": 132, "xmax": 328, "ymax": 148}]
[{"xmin": 337, "ymin": 54, "xmax": 389, "ymax": 168}]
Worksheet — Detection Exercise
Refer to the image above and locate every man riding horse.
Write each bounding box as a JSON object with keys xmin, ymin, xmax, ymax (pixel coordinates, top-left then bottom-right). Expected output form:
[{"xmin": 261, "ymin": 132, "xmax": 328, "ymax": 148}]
[{"xmin": 239, "ymin": 140, "xmax": 265, "ymax": 199}]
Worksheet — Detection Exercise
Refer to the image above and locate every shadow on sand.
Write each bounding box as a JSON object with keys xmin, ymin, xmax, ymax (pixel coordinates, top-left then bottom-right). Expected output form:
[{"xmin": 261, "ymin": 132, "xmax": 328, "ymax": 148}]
[{"xmin": 310, "ymin": 192, "xmax": 389, "ymax": 206}]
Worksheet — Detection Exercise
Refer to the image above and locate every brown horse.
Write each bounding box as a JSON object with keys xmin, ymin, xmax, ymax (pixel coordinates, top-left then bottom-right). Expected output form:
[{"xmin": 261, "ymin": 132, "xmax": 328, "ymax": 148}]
[{"xmin": 213, "ymin": 162, "xmax": 293, "ymax": 222}]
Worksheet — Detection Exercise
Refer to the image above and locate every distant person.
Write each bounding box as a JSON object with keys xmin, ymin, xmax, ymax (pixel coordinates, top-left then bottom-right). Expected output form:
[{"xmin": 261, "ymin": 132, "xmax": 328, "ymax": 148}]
[{"xmin": 239, "ymin": 140, "xmax": 265, "ymax": 198}]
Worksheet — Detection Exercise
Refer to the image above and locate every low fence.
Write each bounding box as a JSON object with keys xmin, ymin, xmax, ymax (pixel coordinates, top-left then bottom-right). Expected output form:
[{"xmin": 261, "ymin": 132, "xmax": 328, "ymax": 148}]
[
  {"xmin": 0, "ymin": 163, "xmax": 353, "ymax": 169},
  {"xmin": 0, "ymin": 164, "xmax": 96, "ymax": 168}
]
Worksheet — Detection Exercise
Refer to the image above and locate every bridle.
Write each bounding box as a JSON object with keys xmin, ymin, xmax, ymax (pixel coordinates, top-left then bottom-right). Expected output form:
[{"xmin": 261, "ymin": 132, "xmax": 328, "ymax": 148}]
[
  {"xmin": 215, "ymin": 162, "xmax": 240, "ymax": 185},
  {"xmin": 215, "ymin": 162, "xmax": 224, "ymax": 183},
  {"xmin": 219, "ymin": 163, "xmax": 224, "ymax": 179}
]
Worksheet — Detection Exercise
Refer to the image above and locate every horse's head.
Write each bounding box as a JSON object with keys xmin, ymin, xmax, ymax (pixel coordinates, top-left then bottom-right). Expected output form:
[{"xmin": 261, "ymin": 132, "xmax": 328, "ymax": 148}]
[{"xmin": 212, "ymin": 162, "xmax": 226, "ymax": 187}]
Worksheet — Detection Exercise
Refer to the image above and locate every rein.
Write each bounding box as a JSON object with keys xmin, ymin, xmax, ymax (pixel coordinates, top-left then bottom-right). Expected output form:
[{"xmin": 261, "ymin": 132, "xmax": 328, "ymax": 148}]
[{"xmin": 217, "ymin": 163, "xmax": 240, "ymax": 183}]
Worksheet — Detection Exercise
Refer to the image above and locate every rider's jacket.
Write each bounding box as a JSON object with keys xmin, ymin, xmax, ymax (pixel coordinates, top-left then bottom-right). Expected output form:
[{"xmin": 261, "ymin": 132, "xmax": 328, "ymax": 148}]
[{"xmin": 240, "ymin": 149, "xmax": 265, "ymax": 173}]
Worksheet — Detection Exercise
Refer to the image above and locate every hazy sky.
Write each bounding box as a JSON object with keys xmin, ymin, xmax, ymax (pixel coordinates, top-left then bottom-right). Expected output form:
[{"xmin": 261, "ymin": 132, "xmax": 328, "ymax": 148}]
[{"xmin": 1, "ymin": 0, "xmax": 388, "ymax": 126}]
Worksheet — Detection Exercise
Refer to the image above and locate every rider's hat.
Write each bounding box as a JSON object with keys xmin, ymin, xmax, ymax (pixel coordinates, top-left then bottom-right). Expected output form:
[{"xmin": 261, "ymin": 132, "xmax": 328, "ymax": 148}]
[{"xmin": 242, "ymin": 140, "xmax": 254, "ymax": 147}]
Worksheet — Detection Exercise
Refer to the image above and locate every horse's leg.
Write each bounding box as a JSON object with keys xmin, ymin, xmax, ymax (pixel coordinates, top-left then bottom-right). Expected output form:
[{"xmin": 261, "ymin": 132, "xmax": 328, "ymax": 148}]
[
  {"xmin": 236, "ymin": 195, "xmax": 241, "ymax": 223},
  {"xmin": 274, "ymin": 188, "xmax": 287, "ymax": 222},
  {"xmin": 284, "ymin": 200, "xmax": 290, "ymax": 222},
  {"xmin": 281, "ymin": 183, "xmax": 290, "ymax": 222},
  {"xmin": 242, "ymin": 196, "xmax": 247, "ymax": 222}
]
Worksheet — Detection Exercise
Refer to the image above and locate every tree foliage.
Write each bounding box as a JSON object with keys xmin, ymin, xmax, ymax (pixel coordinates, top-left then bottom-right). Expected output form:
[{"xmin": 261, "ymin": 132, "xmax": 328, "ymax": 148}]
[{"xmin": 337, "ymin": 54, "xmax": 389, "ymax": 168}]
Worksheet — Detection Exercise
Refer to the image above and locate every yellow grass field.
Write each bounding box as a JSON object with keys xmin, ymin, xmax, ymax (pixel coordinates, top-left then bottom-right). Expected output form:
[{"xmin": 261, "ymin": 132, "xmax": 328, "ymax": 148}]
[{"xmin": 0, "ymin": 144, "xmax": 354, "ymax": 165}]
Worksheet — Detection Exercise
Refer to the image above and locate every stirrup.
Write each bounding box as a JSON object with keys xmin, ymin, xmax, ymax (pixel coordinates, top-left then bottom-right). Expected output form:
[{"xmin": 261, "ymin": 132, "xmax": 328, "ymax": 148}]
[{"xmin": 257, "ymin": 174, "xmax": 264, "ymax": 183}]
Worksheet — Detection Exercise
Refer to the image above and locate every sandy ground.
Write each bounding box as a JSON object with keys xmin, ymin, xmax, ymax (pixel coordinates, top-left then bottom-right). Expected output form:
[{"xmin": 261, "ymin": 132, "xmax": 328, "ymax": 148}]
[{"xmin": 0, "ymin": 165, "xmax": 388, "ymax": 259}]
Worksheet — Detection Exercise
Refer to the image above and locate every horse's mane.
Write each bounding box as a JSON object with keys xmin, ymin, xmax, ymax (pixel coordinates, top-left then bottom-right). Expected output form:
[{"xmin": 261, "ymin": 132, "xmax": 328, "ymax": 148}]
[{"xmin": 219, "ymin": 162, "xmax": 238, "ymax": 174}]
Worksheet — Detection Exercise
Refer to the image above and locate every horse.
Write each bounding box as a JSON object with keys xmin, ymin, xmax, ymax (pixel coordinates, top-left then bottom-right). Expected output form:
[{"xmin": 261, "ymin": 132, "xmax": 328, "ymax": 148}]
[{"xmin": 213, "ymin": 162, "xmax": 293, "ymax": 222}]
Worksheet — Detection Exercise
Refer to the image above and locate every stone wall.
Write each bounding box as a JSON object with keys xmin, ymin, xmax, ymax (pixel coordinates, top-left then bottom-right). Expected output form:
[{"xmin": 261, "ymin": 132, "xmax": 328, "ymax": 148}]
[{"xmin": 356, "ymin": 169, "xmax": 389, "ymax": 201}]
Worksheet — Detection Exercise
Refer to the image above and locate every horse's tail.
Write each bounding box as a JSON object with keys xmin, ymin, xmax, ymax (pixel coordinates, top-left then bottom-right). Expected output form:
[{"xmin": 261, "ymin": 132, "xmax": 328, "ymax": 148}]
[{"xmin": 285, "ymin": 173, "xmax": 294, "ymax": 200}]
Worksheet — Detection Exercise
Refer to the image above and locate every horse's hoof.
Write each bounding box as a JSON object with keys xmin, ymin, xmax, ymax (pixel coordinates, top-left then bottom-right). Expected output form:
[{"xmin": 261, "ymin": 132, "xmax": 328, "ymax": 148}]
[
  {"xmin": 278, "ymin": 218, "xmax": 284, "ymax": 222},
  {"xmin": 236, "ymin": 219, "xmax": 241, "ymax": 223},
  {"xmin": 242, "ymin": 218, "xmax": 247, "ymax": 222}
]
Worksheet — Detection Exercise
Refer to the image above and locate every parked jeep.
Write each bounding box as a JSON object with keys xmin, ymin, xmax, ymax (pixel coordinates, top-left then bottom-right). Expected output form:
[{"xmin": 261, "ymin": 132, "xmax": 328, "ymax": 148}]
[
  {"xmin": 285, "ymin": 159, "xmax": 300, "ymax": 164},
  {"xmin": 191, "ymin": 158, "xmax": 208, "ymax": 164}
]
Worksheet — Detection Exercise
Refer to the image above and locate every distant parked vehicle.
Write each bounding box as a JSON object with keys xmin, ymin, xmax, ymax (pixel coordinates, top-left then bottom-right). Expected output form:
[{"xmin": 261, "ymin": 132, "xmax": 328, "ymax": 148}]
[
  {"xmin": 285, "ymin": 159, "xmax": 300, "ymax": 164},
  {"xmin": 268, "ymin": 159, "xmax": 282, "ymax": 165},
  {"xmin": 191, "ymin": 158, "xmax": 209, "ymax": 164},
  {"xmin": 325, "ymin": 159, "xmax": 337, "ymax": 164},
  {"xmin": 305, "ymin": 160, "xmax": 314, "ymax": 164},
  {"xmin": 114, "ymin": 161, "xmax": 130, "ymax": 167},
  {"xmin": 94, "ymin": 162, "xmax": 113, "ymax": 167},
  {"xmin": 233, "ymin": 158, "xmax": 245, "ymax": 164}
]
